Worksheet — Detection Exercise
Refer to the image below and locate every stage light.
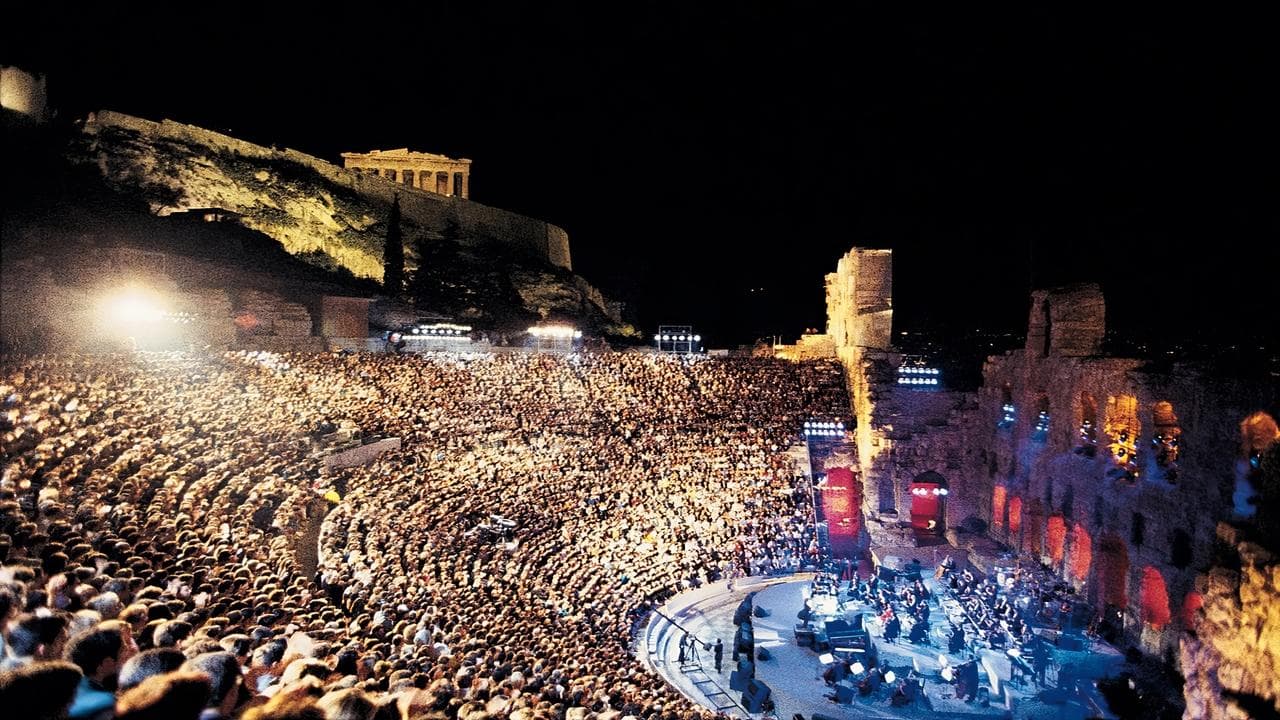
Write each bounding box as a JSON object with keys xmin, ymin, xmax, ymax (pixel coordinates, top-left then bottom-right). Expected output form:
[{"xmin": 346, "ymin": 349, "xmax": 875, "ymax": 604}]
[
  {"xmin": 654, "ymin": 334, "xmax": 661, "ymax": 341},
  {"xmin": 104, "ymin": 288, "xmax": 164, "ymax": 326},
  {"xmin": 938, "ymin": 654, "xmax": 948, "ymax": 667},
  {"xmin": 884, "ymin": 671, "xmax": 896, "ymax": 683},
  {"xmin": 941, "ymin": 667, "xmax": 954, "ymax": 681},
  {"xmin": 851, "ymin": 662, "xmax": 864, "ymax": 675},
  {"xmin": 693, "ymin": 335, "xmax": 701, "ymax": 342}
]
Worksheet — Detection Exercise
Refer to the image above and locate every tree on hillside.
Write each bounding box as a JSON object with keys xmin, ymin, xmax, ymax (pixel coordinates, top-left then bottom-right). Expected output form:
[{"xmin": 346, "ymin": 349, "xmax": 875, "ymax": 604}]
[{"xmin": 382, "ymin": 195, "xmax": 404, "ymax": 295}]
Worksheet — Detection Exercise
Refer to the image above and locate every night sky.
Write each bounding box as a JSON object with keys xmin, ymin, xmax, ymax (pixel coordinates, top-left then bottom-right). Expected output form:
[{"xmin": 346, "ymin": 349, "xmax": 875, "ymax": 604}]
[{"xmin": 7, "ymin": 5, "xmax": 1277, "ymax": 347}]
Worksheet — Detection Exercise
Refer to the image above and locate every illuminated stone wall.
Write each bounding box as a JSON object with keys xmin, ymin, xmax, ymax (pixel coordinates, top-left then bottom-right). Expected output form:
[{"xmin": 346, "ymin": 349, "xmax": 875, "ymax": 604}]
[
  {"xmin": 968, "ymin": 285, "xmax": 1276, "ymax": 659},
  {"xmin": 824, "ymin": 269, "xmax": 1278, "ymax": 671},
  {"xmin": 1181, "ymin": 529, "xmax": 1280, "ymax": 719}
]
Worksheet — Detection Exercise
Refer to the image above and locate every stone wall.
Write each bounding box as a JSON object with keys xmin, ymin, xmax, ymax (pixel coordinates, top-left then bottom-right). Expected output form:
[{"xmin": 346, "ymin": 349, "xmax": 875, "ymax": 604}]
[
  {"xmin": 826, "ymin": 247, "xmax": 893, "ymax": 353},
  {"xmin": 821, "ymin": 259, "xmax": 1279, "ymax": 679},
  {"xmin": 1025, "ymin": 283, "xmax": 1106, "ymax": 357},
  {"xmin": 1181, "ymin": 528, "xmax": 1280, "ymax": 719},
  {"xmin": 81, "ymin": 111, "xmax": 574, "ymax": 278},
  {"xmin": 965, "ymin": 289, "xmax": 1278, "ymax": 658}
]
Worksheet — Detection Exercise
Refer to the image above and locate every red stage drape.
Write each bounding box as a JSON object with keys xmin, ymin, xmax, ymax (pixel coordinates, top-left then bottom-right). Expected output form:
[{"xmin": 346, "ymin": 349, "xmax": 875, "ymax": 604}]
[{"xmin": 823, "ymin": 467, "xmax": 861, "ymax": 559}]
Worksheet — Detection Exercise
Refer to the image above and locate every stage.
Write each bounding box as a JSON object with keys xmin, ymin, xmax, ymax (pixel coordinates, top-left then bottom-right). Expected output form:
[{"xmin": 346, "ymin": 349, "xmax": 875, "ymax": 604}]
[{"xmin": 638, "ymin": 571, "xmax": 1124, "ymax": 719}]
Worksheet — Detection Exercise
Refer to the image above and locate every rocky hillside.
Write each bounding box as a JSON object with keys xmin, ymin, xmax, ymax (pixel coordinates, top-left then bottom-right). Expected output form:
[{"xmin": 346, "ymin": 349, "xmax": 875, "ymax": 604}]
[{"xmin": 66, "ymin": 111, "xmax": 635, "ymax": 337}]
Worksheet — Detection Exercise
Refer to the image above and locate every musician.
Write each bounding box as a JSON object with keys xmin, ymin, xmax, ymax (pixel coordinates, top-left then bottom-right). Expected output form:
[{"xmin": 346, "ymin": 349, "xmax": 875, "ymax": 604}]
[
  {"xmin": 948, "ymin": 623, "xmax": 966, "ymax": 654},
  {"xmin": 908, "ymin": 617, "xmax": 929, "ymax": 645},
  {"xmin": 883, "ymin": 611, "xmax": 902, "ymax": 643}
]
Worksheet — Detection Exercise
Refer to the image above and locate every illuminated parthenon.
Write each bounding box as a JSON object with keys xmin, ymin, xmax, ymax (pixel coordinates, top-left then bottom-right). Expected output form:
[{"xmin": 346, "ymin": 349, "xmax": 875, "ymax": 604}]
[{"xmin": 341, "ymin": 148, "xmax": 472, "ymax": 199}]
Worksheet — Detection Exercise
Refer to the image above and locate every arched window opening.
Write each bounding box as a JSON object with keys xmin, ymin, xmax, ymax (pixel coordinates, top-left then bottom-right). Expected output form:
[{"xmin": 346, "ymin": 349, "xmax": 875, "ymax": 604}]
[
  {"xmin": 1069, "ymin": 523, "xmax": 1092, "ymax": 583},
  {"xmin": 909, "ymin": 472, "xmax": 948, "ymax": 536},
  {"xmin": 1077, "ymin": 392, "xmax": 1099, "ymax": 457},
  {"xmin": 991, "ymin": 485, "xmax": 1007, "ymax": 529},
  {"xmin": 1139, "ymin": 566, "xmax": 1171, "ymax": 629},
  {"xmin": 1171, "ymin": 529, "xmax": 1193, "ymax": 569},
  {"xmin": 1046, "ymin": 514, "xmax": 1067, "ymax": 564},
  {"xmin": 1033, "ymin": 395, "xmax": 1050, "ymax": 443},
  {"xmin": 1151, "ymin": 401, "xmax": 1182, "ymax": 482},
  {"xmin": 1242, "ymin": 411, "xmax": 1279, "ymax": 481},
  {"xmin": 1105, "ymin": 395, "xmax": 1140, "ymax": 481},
  {"xmin": 1130, "ymin": 512, "xmax": 1145, "ymax": 548},
  {"xmin": 1234, "ymin": 412, "xmax": 1278, "ymax": 517},
  {"xmin": 1023, "ymin": 499, "xmax": 1044, "ymax": 556},
  {"xmin": 999, "ymin": 385, "xmax": 1016, "ymax": 429},
  {"xmin": 1098, "ymin": 534, "xmax": 1129, "ymax": 609},
  {"xmin": 1008, "ymin": 495, "xmax": 1023, "ymax": 535},
  {"xmin": 1181, "ymin": 591, "xmax": 1203, "ymax": 627}
]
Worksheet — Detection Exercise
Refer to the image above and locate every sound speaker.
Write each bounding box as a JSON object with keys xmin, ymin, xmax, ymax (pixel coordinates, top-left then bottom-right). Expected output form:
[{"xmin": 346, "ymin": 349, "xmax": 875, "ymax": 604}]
[
  {"xmin": 834, "ymin": 684, "xmax": 855, "ymax": 703},
  {"xmin": 754, "ymin": 605, "xmax": 771, "ymax": 617},
  {"xmin": 756, "ymin": 647, "xmax": 771, "ymax": 661},
  {"xmin": 743, "ymin": 680, "xmax": 772, "ymax": 713}
]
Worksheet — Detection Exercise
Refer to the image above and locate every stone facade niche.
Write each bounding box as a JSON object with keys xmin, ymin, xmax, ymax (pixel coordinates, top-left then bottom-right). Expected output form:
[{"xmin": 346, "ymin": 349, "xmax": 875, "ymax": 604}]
[
  {"xmin": 1076, "ymin": 391, "xmax": 1100, "ymax": 457},
  {"xmin": 1151, "ymin": 401, "xmax": 1182, "ymax": 482},
  {"xmin": 341, "ymin": 148, "xmax": 472, "ymax": 199},
  {"xmin": 1105, "ymin": 394, "xmax": 1141, "ymax": 481}
]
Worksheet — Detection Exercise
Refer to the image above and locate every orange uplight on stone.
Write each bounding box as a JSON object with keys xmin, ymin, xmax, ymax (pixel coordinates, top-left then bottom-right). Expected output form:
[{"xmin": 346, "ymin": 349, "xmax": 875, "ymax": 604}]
[
  {"xmin": 1140, "ymin": 566, "xmax": 1171, "ymax": 628},
  {"xmin": 1182, "ymin": 591, "xmax": 1203, "ymax": 627},
  {"xmin": 1046, "ymin": 514, "xmax": 1067, "ymax": 564},
  {"xmin": 1008, "ymin": 495, "xmax": 1022, "ymax": 535},
  {"xmin": 991, "ymin": 486, "xmax": 1007, "ymax": 529},
  {"xmin": 1069, "ymin": 523, "xmax": 1092, "ymax": 583}
]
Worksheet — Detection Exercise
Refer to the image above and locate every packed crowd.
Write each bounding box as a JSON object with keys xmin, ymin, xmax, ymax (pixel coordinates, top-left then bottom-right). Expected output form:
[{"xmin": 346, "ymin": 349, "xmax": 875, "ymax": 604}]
[{"xmin": 0, "ymin": 349, "xmax": 850, "ymax": 719}]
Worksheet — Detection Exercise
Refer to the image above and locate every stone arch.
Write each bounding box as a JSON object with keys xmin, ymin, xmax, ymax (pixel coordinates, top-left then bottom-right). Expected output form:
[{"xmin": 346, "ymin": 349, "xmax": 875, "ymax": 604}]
[
  {"xmin": 1235, "ymin": 411, "xmax": 1278, "ymax": 517},
  {"xmin": 991, "ymin": 485, "xmax": 1007, "ymax": 529},
  {"xmin": 909, "ymin": 471, "xmax": 948, "ymax": 536},
  {"xmin": 1241, "ymin": 411, "xmax": 1279, "ymax": 470},
  {"xmin": 1023, "ymin": 498, "xmax": 1045, "ymax": 556},
  {"xmin": 1046, "ymin": 514, "xmax": 1067, "ymax": 565},
  {"xmin": 1077, "ymin": 391, "xmax": 1099, "ymax": 456},
  {"xmin": 999, "ymin": 385, "xmax": 1016, "ymax": 429},
  {"xmin": 1181, "ymin": 591, "xmax": 1203, "ymax": 627},
  {"xmin": 1171, "ymin": 528, "xmax": 1193, "ymax": 569},
  {"xmin": 1139, "ymin": 566, "xmax": 1171, "ymax": 628},
  {"xmin": 1105, "ymin": 394, "xmax": 1140, "ymax": 480},
  {"xmin": 1151, "ymin": 401, "xmax": 1182, "ymax": 481},
  {"xmin": 1069, "ymin": 523, "xmax": 1092, "ymax": 584},
  {"xmin": 1096, "ymin": 533, "xmax": 1130, "ymax": 609},
  {"xmin": 1033, "ymin": 395, "xmax": 1050, "ymax": 442}
]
